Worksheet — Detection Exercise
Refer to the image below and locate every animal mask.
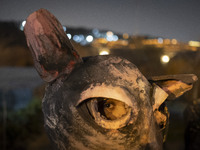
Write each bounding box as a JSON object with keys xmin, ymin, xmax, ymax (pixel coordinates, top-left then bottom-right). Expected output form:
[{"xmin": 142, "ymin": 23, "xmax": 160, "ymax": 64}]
[{"xmin": 24, "ymin": 9, "xmax": 197, "ymax": 150}]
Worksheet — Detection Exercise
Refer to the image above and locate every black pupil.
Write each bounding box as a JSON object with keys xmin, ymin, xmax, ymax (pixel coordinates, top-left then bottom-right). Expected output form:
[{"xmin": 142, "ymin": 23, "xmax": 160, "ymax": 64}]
[{"xmin": 105, "ymin": 103, "xmax": 111, "ymax": 108}]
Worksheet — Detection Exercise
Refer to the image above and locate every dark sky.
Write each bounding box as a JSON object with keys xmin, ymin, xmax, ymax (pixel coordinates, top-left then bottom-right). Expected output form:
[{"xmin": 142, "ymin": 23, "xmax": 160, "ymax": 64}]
[{"xmin": 1, "ymin": 0, "xmax": 200, "ymax": 42}]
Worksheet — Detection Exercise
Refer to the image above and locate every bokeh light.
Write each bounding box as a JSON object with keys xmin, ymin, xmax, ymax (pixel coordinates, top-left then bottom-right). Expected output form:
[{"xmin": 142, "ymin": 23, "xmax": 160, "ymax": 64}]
[
  {"xmin": 63, "ymin": 26, "xmax": 67, "ymax": 32},
  {"xmin": 67, "ymin": 33, "xmax": 71, "ymax": 39},
  {"xmin": 99, "ymin": 50, "xmax": 109, "ymax": 55},
  {"xmin": 158, "ymin": 38, "xmax": 163, "ymax": 44},
  {"xmin": 86, "ymin": 35, "xmax": 93, "ymax": 42},
  {"xmin": 161, "ymin": 55, "xmax": 170, "ymax": 64}
]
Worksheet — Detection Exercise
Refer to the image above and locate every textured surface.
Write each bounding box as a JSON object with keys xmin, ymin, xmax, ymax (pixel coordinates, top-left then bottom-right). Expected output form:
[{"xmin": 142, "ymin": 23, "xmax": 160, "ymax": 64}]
[
  {"xmin": 24, "ymin": 9, "xmax": 197, "ymax": 150},
  {"xmin": 42, "ymin": 55, "xmax": 163, "ymax": 150},
  {"xmin": 24, "ymin": 9, "xmax": 82, "ymax": 82}
]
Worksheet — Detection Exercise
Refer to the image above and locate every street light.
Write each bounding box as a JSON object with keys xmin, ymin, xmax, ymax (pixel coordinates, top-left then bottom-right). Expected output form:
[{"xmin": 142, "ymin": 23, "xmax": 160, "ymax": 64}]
[
  {"xmin": 161, "ymin": 55, "xmax": 170, "ymax": 64},
  {"xmin": 99, "ymin": 50, "xmax": 109, "ymax": 55},
  {"xmin": 86, "ymin": 35, "xmax": 94, "ymax": 42}
]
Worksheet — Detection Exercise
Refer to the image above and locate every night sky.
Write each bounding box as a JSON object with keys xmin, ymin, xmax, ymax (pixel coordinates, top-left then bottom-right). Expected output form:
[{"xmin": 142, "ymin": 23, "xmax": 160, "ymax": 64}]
[{"xmin": 1, "ymin": 0, "xmax": 200, "ymax": 42}]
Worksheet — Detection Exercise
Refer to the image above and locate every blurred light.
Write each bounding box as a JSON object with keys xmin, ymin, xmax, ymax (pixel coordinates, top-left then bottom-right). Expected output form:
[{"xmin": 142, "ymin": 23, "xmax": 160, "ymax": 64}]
[
  {"xmin": 92, "ymin": 29, "xmax": 101, "ymax": 38},
  {"xmin": 106, "ymin": 36, "xmax": 113, "ymax": 41},
  {"xmin": 113, "ymin": 35, "xmax": 118, "ymax": 41},
  {"xmin": 72, "ymin": 34, "xmax": 84, "ymax": 42},
  {"xmin": 63, "ymin": 26, "xmax": 67, "ymax": 32},
  {"xmin": 171, "ymin": 39, "xmax": 177, "ymax": 44},
  {"xmin": 67, "ymin": 33, "xmax": 72, "ymax": 39},
  {"xmin": 22, "ymin": 21, "xmax": 26, "ymax": 27},
  {"xmin": 92, "ymin": 29, "xmax": 99, "ymax": 35},
  {"xmin": 73, "ymin": 35, "xmax": 81, "ymax": 43},
  {"xmin": 20, "ymin": 26, "xmax": 23, "ymax": 31},
  {"xmin": 123, "ymin": 33, "xmax": 129, "ymax": 39},
  {"xmin": 106, "ymin": 31, "xmax": 117, "ymax": 42},
  {"xmin": 99, "ymin": 50, "xmax": 109, "ymax": 55},
  {"xmin": 86, "ymin": 35, "xmax": 93, "ymax": 42},
  {"xmin": 158, "ymin": 38, "xmax": 163, "ymax": 44},
  {"xmin": 79, "ymin": 34, "xmax": 84, "ymax": 41},
  {"xmin": 20, "ymin": 20, "xmax": 26, "ymax": 31},
  {"xmin": 106, "ymin": 31, "xmax": 113, "ymax": 36},
  {"xmin": 161, "ymin": 55, "xmax": 170, "ymax": 64},
  {"xmin": 189, "ymin": 41, "xmax": 200, "ymax": 47}
]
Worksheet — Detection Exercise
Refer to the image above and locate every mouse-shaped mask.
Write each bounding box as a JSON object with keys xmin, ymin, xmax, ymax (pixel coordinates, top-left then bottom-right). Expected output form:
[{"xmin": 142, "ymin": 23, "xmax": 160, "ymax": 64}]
[{"xmin": 24, "ymin": 9, "xmax": 197, "ymax": 150}]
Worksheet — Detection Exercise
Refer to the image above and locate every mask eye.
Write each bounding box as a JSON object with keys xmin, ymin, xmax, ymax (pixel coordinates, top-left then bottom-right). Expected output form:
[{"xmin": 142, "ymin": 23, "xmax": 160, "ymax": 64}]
[
  {"xmin": 98, "ymin": 98, "xmax": 128, "ymax": 120},
  {"xmin": 82, "ymin": 97, "xmax": 134, "ymax": 129}
]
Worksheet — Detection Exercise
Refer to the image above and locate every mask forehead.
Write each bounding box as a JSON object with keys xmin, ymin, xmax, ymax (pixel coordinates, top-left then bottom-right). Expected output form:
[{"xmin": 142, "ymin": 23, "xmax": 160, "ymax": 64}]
[{"xmin": 63, "ymin": 55, "xmax": 152, "ymax": 106}]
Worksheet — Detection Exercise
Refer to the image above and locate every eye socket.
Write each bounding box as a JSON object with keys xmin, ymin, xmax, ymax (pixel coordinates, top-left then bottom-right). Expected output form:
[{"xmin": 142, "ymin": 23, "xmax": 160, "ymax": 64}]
[{"xmin": 84, "ymin": 97, "xmax": 134, "ymax": 129}]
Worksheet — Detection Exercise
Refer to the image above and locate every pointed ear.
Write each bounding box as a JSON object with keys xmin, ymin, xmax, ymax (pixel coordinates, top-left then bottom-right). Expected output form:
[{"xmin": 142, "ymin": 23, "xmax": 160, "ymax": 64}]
[
  {"xmin": 149, "ymin": 74, "xmax": 198, "ymax": 111},
  {"xmin": 24, "ymin": 9, "xmax": 82, "ymax": 82}
]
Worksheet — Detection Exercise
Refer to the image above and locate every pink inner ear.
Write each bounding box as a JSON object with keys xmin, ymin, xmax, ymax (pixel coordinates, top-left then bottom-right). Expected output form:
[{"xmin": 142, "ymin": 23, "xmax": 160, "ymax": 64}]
[{"xmin": 24, "ymin": 9, "xmax": 82, "ymax": 82}]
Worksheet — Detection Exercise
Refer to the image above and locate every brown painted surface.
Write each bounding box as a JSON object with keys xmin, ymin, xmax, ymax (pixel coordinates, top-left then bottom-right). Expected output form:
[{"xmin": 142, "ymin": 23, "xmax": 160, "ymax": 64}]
[{"xmin": 24, "ymin": 9, "xmax": 82, "ymax": 82}]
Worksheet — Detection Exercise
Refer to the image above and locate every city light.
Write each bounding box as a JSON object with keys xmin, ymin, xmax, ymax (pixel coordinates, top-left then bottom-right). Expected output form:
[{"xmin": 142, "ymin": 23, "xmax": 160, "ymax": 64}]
[
  {"xmin": 106, "ymin": 31, "xmax": 114, "ymax": 41},
  {"xmin": 158, "ymin": 38, "xmax": 163, "ymax": 44},
  {"xmin": 99, "ymin": 50, "xmax": 109, "ymax": 55},
  {"xmin": 72, "ymin": 35, "xmax": 85, "ymax": 43},
  {"xmin": 73, "ymin": 35, "xmax": 81, "ymax": 43},
  {"xmin": 67, "ymin": 33, "xmax": 72, "ymax": 39},
  {"xmin": 92, "ymin": 29, "xmax": 100, "ymax": 38},
  {"xmin": 86, "ymin": 35, "xmax": 93, "ymax": 42},
  {"xmin": 20, "ymin": 20, "xmax": 26, "ymax": 31},
  {"xmin": 171, "ymin": 39, "xmax": 177, "ymax": 44},
  {"xmin": 92, "ymin": 29, "xmax": 99, "ymax": 34},
  {"xmin": 123, "ymin": 33, "xmax": 129, "ymax": 39},
  {"xmin": 161, "ymin": 55, "xmax": 170, "ymax": 64},
  {"xmin": 105, "ymin": 31, "xmax": 119, "ymax": 42},
  {"xmin": 63, "ymin": 26, "xmax": 67, "ymax": 32},
  {"xmin": 106, "ymin": 31, "xmax": 114, "ymax": 37},
  {"xmin": 79, "ymin": 35, "xmax": 84, "ymax": 41},
  {"xmin": 113, "ymin": 35, "xmax": 118, "ymax": 41},
  {"xmin": 22, "ymin": 20, "xmax": 26, "ymax": 27},
  {"xmin": 188, "ymin": 41, "xmax": 200, "ymax": 47}
]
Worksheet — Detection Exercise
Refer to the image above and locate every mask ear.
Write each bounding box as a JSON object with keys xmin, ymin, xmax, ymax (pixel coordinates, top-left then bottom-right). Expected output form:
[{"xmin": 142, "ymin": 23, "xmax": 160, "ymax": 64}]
[
  {"xmin": 24, "ymin": 9, "xmax": 82, "ymax": 82},
  {"xmin": 149, "ymin": 74, "xmax": 197, "ymax": 139},
  {"xmin": 149, "ymin": 74, "xmax": 198, "ymax": 111}
]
